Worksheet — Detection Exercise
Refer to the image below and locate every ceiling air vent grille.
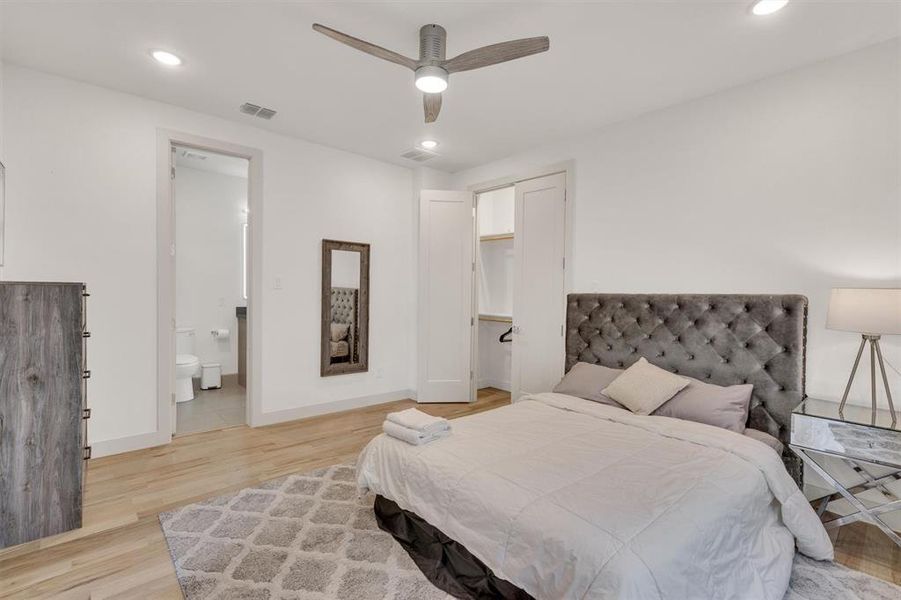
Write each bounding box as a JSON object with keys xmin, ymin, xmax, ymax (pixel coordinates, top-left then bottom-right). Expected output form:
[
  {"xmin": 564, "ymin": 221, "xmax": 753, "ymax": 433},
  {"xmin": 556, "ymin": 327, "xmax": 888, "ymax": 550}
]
[
  {"xmin": 256, "ymin": 107, "xmax": 277, "ymax": 120},
  {"xmin": 239, "ymin": 103, "xmax": 277, "ymax": 120},
  {"xmin": 400, "ymin": 147, "xmax": 438, "ymax": 162}
]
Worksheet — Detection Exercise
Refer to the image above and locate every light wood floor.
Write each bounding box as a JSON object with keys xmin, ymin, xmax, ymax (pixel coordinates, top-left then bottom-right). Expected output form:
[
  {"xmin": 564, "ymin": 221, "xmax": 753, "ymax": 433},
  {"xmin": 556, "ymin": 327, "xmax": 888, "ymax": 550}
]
[
  {"xmin": 0, "ymin": 389, "xmax": 510, "ymax": 599},
  {"xmin": 1, "ymin": 387, "xmax": 898, "ymax": 598}
]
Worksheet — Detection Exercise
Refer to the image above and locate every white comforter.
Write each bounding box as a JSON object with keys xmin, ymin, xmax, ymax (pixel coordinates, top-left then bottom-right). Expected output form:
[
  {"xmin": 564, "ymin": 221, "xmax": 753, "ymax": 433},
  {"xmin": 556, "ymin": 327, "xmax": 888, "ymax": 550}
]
[{"xmin": 357, "ymin": 393, "xmax": 833, "ymax": 600}]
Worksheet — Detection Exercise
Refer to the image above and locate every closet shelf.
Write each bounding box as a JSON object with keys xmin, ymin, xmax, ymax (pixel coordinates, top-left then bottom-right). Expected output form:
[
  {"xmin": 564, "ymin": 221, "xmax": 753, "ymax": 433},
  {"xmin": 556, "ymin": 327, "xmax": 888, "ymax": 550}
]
[
  {"xmin": 480, "ymin": 233, "xmax": 514, "ymax": 242},
  {"xmin": 479, "ymin": 313, "xmax": 513, "ymax": 323}
]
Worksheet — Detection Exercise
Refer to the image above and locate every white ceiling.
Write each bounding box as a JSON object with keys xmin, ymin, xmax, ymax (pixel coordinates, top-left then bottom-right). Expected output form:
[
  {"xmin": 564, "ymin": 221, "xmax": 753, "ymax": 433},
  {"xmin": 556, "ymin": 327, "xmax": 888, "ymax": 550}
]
[{"xmin": 2, "ymin": 1, "xmax": 898, "ymax": 172}]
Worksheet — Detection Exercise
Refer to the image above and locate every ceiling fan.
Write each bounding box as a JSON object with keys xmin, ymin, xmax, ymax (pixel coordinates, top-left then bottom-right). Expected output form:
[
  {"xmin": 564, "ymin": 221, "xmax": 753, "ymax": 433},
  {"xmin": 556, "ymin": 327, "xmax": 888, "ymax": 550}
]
[{"xmin": 312, "ymin": 23, "xmax": 550, "ymax": 123}]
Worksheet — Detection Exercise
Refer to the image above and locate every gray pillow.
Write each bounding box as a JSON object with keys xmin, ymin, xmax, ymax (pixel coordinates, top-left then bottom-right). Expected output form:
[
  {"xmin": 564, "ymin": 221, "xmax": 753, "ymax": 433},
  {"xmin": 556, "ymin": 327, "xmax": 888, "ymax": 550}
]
[
  {"xmin": 744, "ymin": 429, "xmax": 784, "ymax": 454},
  {"xmin": 653, "ymin": 378, "xmax": 753, "ymax": 433},
  {"xmin": 553, "ymin": 362, "xmax": 625, "ymax": 408}
]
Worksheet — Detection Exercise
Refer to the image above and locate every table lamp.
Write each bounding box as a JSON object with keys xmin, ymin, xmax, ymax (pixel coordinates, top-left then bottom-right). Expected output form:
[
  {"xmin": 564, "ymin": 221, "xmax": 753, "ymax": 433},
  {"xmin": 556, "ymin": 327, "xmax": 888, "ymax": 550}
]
[{"xmin": 827, "ymin": 288, "xmax": 901, "ymax": 422}]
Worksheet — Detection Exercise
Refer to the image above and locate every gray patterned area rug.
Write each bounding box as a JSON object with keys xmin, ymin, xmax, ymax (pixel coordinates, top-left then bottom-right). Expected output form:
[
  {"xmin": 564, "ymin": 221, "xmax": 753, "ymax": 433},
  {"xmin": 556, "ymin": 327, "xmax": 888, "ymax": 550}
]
[{"xmin": 160, "ymin": 462, "xmax": 900, "ymax": 600}]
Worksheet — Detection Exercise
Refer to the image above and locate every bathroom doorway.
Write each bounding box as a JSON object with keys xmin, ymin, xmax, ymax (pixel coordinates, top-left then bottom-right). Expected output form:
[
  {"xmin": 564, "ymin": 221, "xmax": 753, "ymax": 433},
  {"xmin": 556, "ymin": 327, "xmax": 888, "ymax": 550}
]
[
  {"xmin": 171, "ymin": 145, "xmax": 249, "ymax": 435},
  {"xmin": 157, "ymin": 129, "xmax": 261, "ymax": 439}
]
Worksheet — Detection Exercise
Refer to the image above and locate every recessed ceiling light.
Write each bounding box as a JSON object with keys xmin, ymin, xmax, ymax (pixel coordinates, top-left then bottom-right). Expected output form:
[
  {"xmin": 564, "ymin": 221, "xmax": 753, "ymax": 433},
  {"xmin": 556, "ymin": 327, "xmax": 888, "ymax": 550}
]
[
  {"xmin": 151, "ymin": 50, "xmax": 183, "ymax": 67},
  {"xmin": 420, "ymin": 140, "xmax": 439, "ymax": 150},
  {"xmin": 751, "ymin": 0, "xmax": 789, "ymax": 16}
]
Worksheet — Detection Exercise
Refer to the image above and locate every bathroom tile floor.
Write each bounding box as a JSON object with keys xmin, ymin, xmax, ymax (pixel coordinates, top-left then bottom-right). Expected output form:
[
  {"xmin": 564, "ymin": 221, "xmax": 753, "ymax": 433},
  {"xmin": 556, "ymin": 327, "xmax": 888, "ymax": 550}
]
[{"xmin": 175, "ymin": 377, "xmax": 246, "ymax": 435}]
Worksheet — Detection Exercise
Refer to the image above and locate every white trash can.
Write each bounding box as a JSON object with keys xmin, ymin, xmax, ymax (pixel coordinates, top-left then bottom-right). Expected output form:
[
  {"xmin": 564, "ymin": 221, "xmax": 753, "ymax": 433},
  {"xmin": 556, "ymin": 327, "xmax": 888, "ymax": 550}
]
[{"xmin": 201, "ymin": 363, "xmax": 222, "ymax": 390}]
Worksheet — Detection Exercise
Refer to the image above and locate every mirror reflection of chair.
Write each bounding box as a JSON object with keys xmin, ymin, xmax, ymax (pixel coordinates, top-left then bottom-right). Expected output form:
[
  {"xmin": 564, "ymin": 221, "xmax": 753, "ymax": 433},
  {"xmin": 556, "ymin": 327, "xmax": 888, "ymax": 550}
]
[{"xmin": 329, "ymin": 287, "xmax": 358, "ymax": 363}]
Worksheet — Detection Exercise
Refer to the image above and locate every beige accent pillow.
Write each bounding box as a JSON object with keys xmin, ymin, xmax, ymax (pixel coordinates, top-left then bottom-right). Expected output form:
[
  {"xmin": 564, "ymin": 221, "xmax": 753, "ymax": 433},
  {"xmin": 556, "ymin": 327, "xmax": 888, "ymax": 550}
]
[
  {"xmin": 330, "ymin": 322, "xmax": 350, "ymax": 342},
  {"xmin": 601, "ymin": 357, "xmax": 690, "ymax": 415}
]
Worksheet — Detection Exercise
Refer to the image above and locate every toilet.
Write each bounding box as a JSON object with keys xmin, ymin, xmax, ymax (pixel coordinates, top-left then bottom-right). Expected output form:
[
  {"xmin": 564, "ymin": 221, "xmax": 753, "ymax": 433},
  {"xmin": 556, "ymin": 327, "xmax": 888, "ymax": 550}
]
[{"xmin": 175, "ymin": 327, "xmax": 201, "ymax": 403}]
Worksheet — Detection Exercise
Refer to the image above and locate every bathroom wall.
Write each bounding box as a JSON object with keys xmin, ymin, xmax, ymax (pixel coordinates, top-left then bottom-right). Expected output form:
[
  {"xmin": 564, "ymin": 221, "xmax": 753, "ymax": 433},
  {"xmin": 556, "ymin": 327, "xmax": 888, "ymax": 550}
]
[{"xmin": 175, "ymin": 163, "xmax": 247, "ymax": 375}]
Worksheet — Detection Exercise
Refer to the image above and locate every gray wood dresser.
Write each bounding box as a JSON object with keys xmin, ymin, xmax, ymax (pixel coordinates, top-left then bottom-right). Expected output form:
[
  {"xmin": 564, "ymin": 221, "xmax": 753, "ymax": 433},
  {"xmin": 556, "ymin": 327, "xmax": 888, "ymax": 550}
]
[{"xmin": 0, "ymin": 282, "xmax": 90, "ymax": 549}]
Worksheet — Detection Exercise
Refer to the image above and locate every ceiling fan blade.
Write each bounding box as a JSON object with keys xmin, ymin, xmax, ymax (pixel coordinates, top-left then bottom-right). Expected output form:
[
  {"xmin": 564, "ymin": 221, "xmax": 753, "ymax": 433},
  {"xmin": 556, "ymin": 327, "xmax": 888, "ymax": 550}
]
[
  {"xmin": 443, "ymin": 36, "xmax": 549, "ymax": 74},
  {"xmin": 312, "ymin": 23, "xmax": 418, "ymax": 71},
  {"xmin": 423, "ymin": 93, "xmax": 442, "ymax": 123}
]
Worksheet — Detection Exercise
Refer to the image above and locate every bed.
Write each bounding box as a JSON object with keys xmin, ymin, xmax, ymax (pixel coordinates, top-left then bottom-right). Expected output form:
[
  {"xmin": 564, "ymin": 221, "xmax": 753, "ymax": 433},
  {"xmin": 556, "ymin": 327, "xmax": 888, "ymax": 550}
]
[{"xmin": 357, "ymin": 294, "xmax": 834, "ymax": 600}]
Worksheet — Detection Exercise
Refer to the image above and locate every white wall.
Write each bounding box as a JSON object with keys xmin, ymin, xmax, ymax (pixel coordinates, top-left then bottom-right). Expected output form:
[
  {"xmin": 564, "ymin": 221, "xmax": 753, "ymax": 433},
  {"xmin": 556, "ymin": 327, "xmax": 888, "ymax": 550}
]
[
  {"xmin": 1, "ymin": 65, "xmax": 416, "ymax": 454},
  {"xmin": 477, "ymin": 187, "xmax": 515, "ymax": 237},
  {"xmin": 0, "ymin": 60, "xmax": 5, "ymax": 160},
  {"xmin": 478, "ymin": 320, "xmax": 512, "ymax": 392},
  {"xmin": 175, "ymin": 165, "xmax": 247, "ymax": 375},
  {"xmin": 330, "ymin": 250, "xmax": 361, "ymax": 289},
  {"xmin": 453, "ymin": 40, "xmax": 901, "ymax": 408}
]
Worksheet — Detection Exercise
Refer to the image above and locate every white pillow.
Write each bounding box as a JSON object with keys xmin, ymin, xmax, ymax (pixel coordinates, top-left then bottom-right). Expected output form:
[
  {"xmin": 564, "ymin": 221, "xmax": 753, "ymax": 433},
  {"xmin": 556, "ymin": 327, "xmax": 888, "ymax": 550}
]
[{"xmin": 601, "ymin": 357, "xmax": 690, "ymax": 415}]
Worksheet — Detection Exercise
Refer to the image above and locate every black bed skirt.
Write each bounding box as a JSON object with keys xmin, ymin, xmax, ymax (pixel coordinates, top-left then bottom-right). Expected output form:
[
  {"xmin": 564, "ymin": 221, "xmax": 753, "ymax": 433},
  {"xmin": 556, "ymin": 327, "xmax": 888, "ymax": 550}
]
[{"xmin": 374, "ymin": 495, "xmax": 533, "ymax": 600}]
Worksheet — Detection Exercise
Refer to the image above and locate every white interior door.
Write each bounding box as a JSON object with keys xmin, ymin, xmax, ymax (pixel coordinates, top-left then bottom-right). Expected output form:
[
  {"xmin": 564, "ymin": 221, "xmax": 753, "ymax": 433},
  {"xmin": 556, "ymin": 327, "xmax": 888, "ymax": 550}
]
[
  {"xmin": 417, "ymin": 190, "xmax": 475, "ymax": 403},
  {"xmin": 511, "ymin": 173, "xmax": 566, "ymax": 400}
]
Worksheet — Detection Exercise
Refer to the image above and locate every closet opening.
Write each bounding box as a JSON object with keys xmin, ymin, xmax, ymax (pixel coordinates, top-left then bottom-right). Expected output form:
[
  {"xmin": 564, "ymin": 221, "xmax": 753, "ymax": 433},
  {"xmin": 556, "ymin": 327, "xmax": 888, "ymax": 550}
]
[
  {"xmin": 475, "ymin": 186, "xmax": 515, "ymax": 394},
  {"xmin": 471, "ymin": 170, "xmax": 568, "ymax": 402},
  {"xmin": 416, "ymin": 167, "xmax": 567, "ymax": 404}
]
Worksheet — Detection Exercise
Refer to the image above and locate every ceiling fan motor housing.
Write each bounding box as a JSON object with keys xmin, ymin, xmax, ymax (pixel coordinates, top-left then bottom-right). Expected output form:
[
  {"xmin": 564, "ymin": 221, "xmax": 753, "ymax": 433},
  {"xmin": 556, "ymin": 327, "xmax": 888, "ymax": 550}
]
[{"xmin": 419, "ymin": 24, "xmax": 447, "ymax": 63}]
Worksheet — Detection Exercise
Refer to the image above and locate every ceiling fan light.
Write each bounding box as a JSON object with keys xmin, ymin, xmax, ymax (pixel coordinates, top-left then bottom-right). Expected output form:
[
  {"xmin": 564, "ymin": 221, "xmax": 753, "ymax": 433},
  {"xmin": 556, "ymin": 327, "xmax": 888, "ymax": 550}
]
[
  {"xmin": 751, "ymin": 0, "xmax": 789, "ymax": 16},
  {"xmin": 415, "ymin": 66, "xmax": 448, "ymax": 93}
]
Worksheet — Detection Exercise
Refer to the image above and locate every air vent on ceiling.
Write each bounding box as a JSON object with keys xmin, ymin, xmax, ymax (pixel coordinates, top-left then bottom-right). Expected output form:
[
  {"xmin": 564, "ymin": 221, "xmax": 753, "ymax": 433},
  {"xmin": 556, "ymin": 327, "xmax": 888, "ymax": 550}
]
[
  {"xmin": 256, "ymin": 107, "xmax": 277, "ymax": 120},
  {"xmin": 400, "ymin": 147, "xmax": 438, "ymax": 162},
  {"xmin": 239, "ymin": 102, "xmax": 277, "ymax": 120}
]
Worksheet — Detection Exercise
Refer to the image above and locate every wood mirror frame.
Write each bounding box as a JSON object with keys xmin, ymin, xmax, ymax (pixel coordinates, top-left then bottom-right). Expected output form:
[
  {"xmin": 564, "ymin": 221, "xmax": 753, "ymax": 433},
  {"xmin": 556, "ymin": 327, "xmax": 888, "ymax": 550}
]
[{"xmin": 321, "ymin": 239, "xmax": 370, "ymax": 377}]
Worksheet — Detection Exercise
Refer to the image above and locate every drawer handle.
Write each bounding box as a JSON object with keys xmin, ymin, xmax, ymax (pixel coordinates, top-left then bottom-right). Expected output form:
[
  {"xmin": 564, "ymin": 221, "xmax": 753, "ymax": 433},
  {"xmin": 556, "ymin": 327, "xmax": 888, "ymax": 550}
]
[
  {"xmin": 83, "ymin": 370, "xmax": 91, "ymax": 379},
  {"xmin": 83, "ymin": 408, "xmax": 91, "ymax": 420},
  {"xmin": 83, "ymin": 331, "xmax": 91, "ymax": 338},
  {"xmin": 83, "ymin": 446, "xmax": 92, "ymax": 460}
]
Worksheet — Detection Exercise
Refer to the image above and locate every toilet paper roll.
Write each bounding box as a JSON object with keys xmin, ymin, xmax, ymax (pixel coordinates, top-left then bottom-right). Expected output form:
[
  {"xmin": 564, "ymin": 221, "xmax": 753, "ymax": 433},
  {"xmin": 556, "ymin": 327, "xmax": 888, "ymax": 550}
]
[{"xmin": 211, "ymin": 328, "xmax": 230, "ymax": 340}]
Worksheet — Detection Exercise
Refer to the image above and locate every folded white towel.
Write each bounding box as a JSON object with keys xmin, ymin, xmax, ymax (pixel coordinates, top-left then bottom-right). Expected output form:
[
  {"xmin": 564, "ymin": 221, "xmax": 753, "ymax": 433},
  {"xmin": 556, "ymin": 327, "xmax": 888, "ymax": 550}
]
[
  {"xmin": 386, "ymin": 408, "xmax": 450, "ymax": 435},
  {"xmin": 383, "ymin": 420, "xmax": 450, "ymax": 446}
]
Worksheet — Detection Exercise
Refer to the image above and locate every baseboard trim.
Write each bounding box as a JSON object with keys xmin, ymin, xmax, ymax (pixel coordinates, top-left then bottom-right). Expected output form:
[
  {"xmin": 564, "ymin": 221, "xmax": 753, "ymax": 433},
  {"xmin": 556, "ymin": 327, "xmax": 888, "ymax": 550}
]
[
  {"xmin": 91, "ymin": 389, "xmax": 417, "ymax": 457},
  {"xmin": 253, "ymin": 389, "xmax": 416, "ymax": 427},
  {"xmin": 90, "ymin": 430, "xmax": 169, "ymax": 458},
  {"xmin": 478, "ymin": 378, "xmax": 511, "ymax": 392}
]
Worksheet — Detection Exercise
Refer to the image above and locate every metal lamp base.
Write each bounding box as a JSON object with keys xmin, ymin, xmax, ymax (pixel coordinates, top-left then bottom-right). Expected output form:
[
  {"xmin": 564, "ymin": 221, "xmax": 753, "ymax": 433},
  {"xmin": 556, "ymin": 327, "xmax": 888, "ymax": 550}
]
[{"xmin": 838, "ymin": 334, "xmax": 897, "ymax": 424}]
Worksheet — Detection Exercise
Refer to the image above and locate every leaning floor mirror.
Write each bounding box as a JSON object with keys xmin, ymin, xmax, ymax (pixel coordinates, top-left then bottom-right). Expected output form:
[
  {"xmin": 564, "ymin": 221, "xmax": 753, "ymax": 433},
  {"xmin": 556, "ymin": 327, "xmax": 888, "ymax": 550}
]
[{"xmin": 321, "ymin": 239, "xmax": 370, "ymax": 376}]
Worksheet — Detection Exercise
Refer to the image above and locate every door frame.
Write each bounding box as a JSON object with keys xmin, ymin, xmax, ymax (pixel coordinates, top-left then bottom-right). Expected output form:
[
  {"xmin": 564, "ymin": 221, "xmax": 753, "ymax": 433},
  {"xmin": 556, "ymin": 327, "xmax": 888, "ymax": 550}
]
[
  {"xmin": 156, "ymin": 129, "xmax": 263, "ymax": 443},
  {"xmin": 468, "ymin": 162, "xmax": 574, "ymax": 401}
]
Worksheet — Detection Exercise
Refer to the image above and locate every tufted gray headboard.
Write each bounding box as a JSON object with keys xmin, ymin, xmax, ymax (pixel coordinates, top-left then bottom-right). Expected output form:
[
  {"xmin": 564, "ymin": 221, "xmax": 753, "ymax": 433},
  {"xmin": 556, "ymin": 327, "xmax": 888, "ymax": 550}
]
[
  {"xmin": 565, "ymin": 293, "xmax": 807, "ymax": 485},
  {"xmin": 331, "ymin": 287, "xmax": 358, "ymax": 359}
]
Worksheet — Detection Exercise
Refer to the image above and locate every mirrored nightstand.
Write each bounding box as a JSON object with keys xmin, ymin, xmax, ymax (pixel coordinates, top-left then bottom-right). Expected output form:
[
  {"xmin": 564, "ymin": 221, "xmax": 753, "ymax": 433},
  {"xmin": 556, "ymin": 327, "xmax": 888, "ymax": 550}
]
[{"xmin": 790, "ymin": 397, "xmax": 901, "ymax": 547}]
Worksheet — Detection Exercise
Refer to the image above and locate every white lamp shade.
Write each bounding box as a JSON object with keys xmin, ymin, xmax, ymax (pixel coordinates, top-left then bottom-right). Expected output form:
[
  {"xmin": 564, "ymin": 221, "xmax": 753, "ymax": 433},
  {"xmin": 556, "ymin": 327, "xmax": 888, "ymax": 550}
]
[{"xmin": 827, "ymin": 288, "xmax": 901, "ymax": 335}]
